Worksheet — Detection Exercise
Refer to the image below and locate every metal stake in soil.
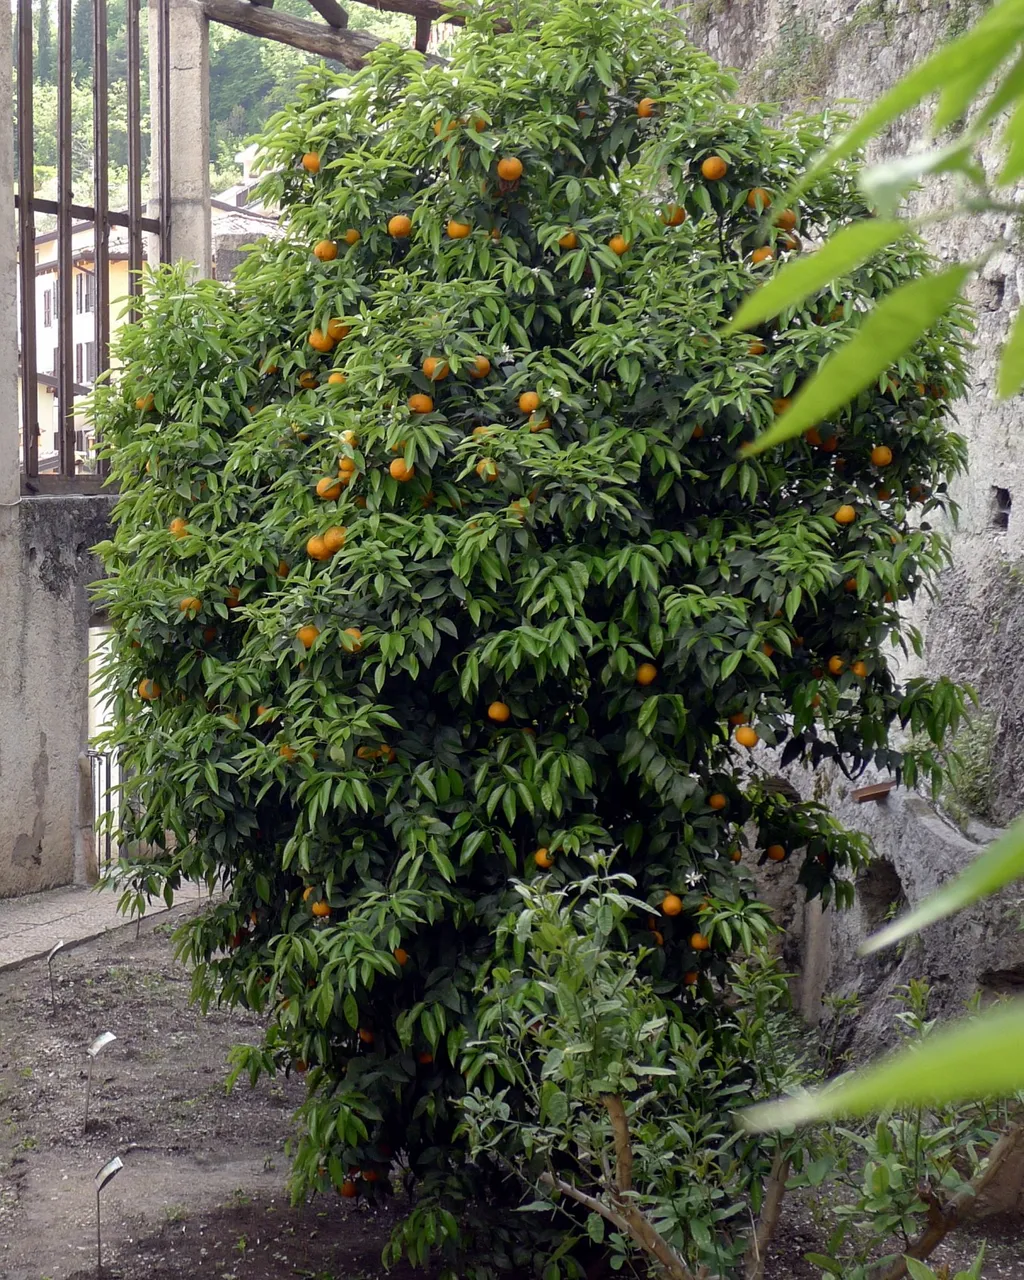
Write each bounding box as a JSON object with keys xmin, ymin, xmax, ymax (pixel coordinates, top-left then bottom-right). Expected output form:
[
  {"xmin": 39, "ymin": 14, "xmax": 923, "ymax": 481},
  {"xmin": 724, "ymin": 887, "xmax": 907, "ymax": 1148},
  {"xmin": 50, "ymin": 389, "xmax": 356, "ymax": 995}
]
[
  {"xmin": 46, "ymin": 940, "xmax": 64, "ymax": 1010},
  {"xmin": 84, "ymin": 1032, "xmax": 117, "ymax": 1132},
  {"xmin": 95, "ymin": 1155, "xmax": 123, "ymax": 1273}
]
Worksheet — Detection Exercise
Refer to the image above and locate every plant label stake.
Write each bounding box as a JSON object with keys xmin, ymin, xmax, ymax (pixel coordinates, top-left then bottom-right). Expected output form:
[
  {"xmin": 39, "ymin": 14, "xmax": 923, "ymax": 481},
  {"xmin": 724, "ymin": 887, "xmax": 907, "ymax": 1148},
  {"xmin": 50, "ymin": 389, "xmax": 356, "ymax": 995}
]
[
  {"xmin": 95, "ymin": 1155, "xmax": 123, "ymax": 1273},
  {"xmin": 46, "ymin": 940, "xmax": 64, "ymax": 1010},
  {"xmin": 84, "ymin": 1032, "xmax": 116, "ymax": 1132}
]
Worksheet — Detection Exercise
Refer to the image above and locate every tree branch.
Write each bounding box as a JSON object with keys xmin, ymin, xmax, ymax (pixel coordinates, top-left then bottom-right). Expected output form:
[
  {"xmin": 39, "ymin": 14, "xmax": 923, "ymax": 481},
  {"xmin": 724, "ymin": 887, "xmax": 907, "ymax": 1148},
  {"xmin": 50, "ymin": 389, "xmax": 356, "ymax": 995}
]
[
  {"xmin": 539, "ymin": 1172, "xmax": 696, "ymax": 1280},
  {"xmin": 743, "ymin": 1154, "xmax": 790, "ymax": 1280},
  {"xmin": 601, "ymin": 1094, "xmax": 634, "ymax": 1192},
  {"xmin": 879, "ymin": 1123, "xmax": 1024, "ymax": 1280}
]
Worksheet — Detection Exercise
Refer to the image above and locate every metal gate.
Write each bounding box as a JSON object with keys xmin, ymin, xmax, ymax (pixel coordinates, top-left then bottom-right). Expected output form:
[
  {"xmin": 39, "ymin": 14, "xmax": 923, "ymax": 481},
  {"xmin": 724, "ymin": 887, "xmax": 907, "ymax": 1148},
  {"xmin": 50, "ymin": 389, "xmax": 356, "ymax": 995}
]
[{"xmin": 14, "ymin": 0, "xmax": 170, "ymax": 492}]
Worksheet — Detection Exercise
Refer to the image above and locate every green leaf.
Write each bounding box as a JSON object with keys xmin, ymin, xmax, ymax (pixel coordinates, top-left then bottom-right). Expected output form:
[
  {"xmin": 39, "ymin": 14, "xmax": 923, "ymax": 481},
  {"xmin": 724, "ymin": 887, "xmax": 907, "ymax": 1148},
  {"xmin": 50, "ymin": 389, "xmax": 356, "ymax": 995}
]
[
  {"xmin": 1000, "ymin": 91, "xmax": 1024, "ymax": 183},
  {"xmin": 803, "ymin": 1255, "xmax": 844, "ymax": 1276},
  {"xmin": 723, "ymin": 221, "xmax": 906, "ymax": 334},
  {"xmin": 998, "ymin": 306, "xmax": 1024, "ymax": 398},
  {"xmin": 740, "ymin": 999, "xmax": 1024, "ymax": 1129},
  {"xmin": 862, "ymin": 814, "xmax": 1024, "ymax": 955},
  {"xmin": 860, "ymin": 143, "xmax": 976, "ymax": 217},
  {"xmin": 905, "ymin": 1261, "xmax": 938, "ymax": 1280},
  {"xmin": 742, "ymin": 264, "xmax": 971, "ymax": 457}
]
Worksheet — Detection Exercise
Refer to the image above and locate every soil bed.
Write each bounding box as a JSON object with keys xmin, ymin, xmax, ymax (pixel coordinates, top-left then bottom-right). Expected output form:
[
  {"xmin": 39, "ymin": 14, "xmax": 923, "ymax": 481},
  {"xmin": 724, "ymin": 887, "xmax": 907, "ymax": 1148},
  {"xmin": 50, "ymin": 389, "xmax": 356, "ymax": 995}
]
[{"xmin": 1, "ymin": 902, "xmax": 1021, "ymax": 1279}]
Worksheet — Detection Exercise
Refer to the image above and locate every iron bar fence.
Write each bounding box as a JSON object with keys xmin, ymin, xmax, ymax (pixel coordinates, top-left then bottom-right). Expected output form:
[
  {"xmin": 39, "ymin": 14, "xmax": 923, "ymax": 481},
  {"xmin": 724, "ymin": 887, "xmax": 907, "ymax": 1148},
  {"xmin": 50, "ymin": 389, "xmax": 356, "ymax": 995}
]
[
  {"xmin": 13, "ymin": 0, "xmax": 171, "ymax": 492},
  {"xmin": 88, "ymin": 748, "xmax": 119, "ymax": 873}
]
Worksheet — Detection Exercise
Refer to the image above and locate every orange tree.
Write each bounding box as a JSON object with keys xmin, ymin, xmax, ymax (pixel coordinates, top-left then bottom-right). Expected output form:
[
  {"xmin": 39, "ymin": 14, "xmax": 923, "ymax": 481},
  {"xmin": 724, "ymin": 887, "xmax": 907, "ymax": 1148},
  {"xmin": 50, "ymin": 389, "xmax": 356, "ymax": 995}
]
[{"xmin": 91, "ymin": 0, "xmax": 971, "ymax": 1273}]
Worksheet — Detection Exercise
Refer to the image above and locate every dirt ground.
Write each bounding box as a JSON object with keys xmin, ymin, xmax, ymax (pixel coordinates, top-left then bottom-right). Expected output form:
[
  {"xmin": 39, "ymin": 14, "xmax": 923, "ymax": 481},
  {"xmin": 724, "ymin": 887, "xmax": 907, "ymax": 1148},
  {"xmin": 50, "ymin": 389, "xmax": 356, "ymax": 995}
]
[{"xmin": 0, "ymin": 904, "xmax": 1021, "ymax": 1280}]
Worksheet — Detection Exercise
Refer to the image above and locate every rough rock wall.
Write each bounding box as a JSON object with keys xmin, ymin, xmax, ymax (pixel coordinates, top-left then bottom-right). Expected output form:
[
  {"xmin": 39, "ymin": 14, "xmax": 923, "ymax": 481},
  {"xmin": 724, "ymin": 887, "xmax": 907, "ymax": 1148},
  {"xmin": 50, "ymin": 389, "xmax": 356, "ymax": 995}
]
[
  {"xmin": 0, "ymin": 496, "xmax": 115, "ymax": 897},
  {"xmin": 682, "ymin": 0, "xmax": 1024, "ymax": 1041},
  {"xmin": 687, "ymin": 0, "xmax": 1024, "ymax": 824}
]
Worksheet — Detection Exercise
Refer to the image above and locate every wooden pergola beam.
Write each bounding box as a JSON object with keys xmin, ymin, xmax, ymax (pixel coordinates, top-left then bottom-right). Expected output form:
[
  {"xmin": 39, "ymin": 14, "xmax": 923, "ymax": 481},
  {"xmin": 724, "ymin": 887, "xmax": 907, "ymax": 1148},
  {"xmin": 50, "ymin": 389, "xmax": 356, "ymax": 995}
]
[
  {"xmin": 306, "ymin": 0, "xmax": 349, "ymax": 28},
  {"xmin": 203, "ymin": 0, "xmax": 383, "ymax": 66}
]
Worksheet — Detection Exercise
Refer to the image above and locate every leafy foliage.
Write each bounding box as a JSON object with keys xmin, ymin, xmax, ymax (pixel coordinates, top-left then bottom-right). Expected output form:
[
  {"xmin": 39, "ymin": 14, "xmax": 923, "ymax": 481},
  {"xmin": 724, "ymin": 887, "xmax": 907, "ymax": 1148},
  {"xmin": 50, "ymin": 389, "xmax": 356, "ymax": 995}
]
[{"xmin": 90, "ymin": 0, "xmax": 970, "ymax": 1272}]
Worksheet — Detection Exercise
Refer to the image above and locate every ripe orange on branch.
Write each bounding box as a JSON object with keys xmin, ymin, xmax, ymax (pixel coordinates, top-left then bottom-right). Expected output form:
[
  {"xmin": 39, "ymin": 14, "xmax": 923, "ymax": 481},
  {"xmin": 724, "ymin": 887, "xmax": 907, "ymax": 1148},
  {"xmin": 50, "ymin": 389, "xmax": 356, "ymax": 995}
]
[
  {"xmin": 496, "ymin": 156, "xmax": 523, "ymax": 181},
  {"xmin": 701, "ymin": 155, "xmax": 728, "ymax": 180}
]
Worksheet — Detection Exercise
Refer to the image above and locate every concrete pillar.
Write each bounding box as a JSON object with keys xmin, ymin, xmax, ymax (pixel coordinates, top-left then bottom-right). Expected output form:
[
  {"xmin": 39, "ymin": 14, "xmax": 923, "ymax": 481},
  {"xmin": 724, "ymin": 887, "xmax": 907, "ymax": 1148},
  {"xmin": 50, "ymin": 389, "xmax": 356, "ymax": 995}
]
[
  {"xmin": 0, "ymin": 0, "xmax": 19, "ymax": 504},
  {"xmin": 148, "ymin": 0, "xmax": 212, "ymax": 274}
]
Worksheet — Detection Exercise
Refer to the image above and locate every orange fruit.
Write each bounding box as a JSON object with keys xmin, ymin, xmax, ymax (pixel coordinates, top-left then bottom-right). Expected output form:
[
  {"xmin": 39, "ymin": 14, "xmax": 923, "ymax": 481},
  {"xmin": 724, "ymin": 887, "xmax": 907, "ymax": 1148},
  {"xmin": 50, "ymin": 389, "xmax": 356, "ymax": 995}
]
[
  {"xmin": 608, "ymin": 234, "xmax": 630, "ymax": 255},
  {"xmin": 408, "ymin": 393, "xmax": 434, "ymax": 413},
  {"xmin": 313, "ymin": 239, "xmax": 337, "ymax": 261},
  {"xmin": 327, "ymin": 371, "xmax": 346, "ymax": 386},
  {"xmin": 343, "ymin": 228, "xmax": 361, "ymax": 245},
  {"xmin": 294, "ymin": 1060, "xmax": 308, "ymax": 1073},
  {"xmin": 851, "ymin": 660, "xmax": 869, "ymax": 678},
  {"xmin": 684, "ymin": 970, "xmax": 699, "ymax": 986},
  {"xmin": 690, "ymin": 932, "xmax": 710, "ymax": 951},
  {"xmin": 651, "ymin": 930, "xmax": 664, "ymax": 945},
  {"xmin": 343, "ymin": 626, "xmax": 363, "ymax": 651},
  {"xmin": 727, "ymin": 712, "xmax": 749, "ymax": 726},
  {"xmin": 279, "ymin": 744, "xmax": 298, "ymax": 762},
  {"xmin": 751, "ymin": 246, "xmax": 774, "ymax": 265},
  {"xmin": 661, "ymin": 204, "xmax": 686, "ymax": 226},
  {"xmin": 301, "ymin": 152, "xmax": 321, "ymax": 173},
  {"xmin": 138, "ymin": 677, "xmax": 161, "ymax": 700},
  {"xmin": 661, "ymin": 892, "xmax": 683, "ymax": 917},
  {"xmin": 871, "ymin": 445, "xmax": 893, "ymax": 467},
  {"xmin": 834, "ymin": 504, "xmax": 857, "ymax": 525},
  {"xmin": 766, "ymin": 845, "xmax": 786, "ymax": 862},
  {"xmin": 734, "ymin": 725, "xmax": 759, "ymax": 749},
  {"xmin": 356, "ymin": 746, "xmax": 378, "ymax": 761},
  {"xmin": 327, "ymin": 318, "xmax": 350, "ymax": 342},
  {"xmin": 388, "ymin": 214, "xmax": 412, "ymax": 238},
  {"xmin": 529, "ymin": 416, "xmax": 551, "ymax": 433},
  {"xmin": 780, "ymin": 232, "xmax": 802, "ymax": 252},
  {"xmin": 774, "ymin": 208, "xmax": 798, "ymax": 230},
  {"xmin": 827, "ymin": 655, "xmax": 845, "ymax": 676},
  {"xmin": 298, "ymin": 372, "xmax": 318, "ymax": 389},
  {"xmin": 316, "ymin": 476, "xmax": 343, "ymax": 500},
  {"xmin": 772, "ymin": 397, "xmax": 791, "ymax": 415},
  {"xmin": 701, "ymin": 155, "xmax": 728, "ymax": 180},
  {"xmin": 302, "ymin": 886, "xmax": 315, "ymax": 901},
  {"xmin": 422, "ymin": 356, "xmax": 450, "ymax": 381},
  {"xmin": 496, "ymin": 156, "xmax": 523, "ymax": 181},
  {"xmin": 393, "ymin": 947, "xmax": 409, "ymax": 966},
  {"xmin": 135, "ymin": 392, "xmax": 155, "ymax": 411},
  {"xmin": 637, "ymin": 97, "xmax": 656, "ymax": 117},
  {"xmin": 708, "ymin": 792, "xmax": 727, "ymax": 811},
  {"xmin": 487, "ymin": 700, "xmax": 511, "ymax": 723},
  {"xmin": 471, "ymin": 425, "xmax": 491, "ymax": 438},
  {"xmin": 358, "ymin": 1028, "xmax": 374, "ymax": 1044},
  {"xmin": 534, "ymin": 847, "xmax": 555, "ymax": 869},
  {"xmin": 746, "ymin": 186, "xmax": 771, "ymax": 210},
  {"xmin": 729, "ymin": 848, "xmax": 742, "ymax": 863},
  {"xmin": 805, "ymin": 428, "xmax": 822, "ymax": 447},
  {"xmin": 447, "ymin": 218, "xmax": 471, "ymax": 239},
  {"xmin": 558, "ymin": 229, "xmax": 578, "ymax": 249},
  {"xmin": 691, "ymin": 425, "xmax": 704, "ymax": 440},
  {"xmin": 179, "ymin": 596, "xmax": 202, "ymax": 613},
  {"xmin": 226, "ymin": 586, "xmax": 241, "ymax": 609},
  {"xmin": 635, "ymin": 662, "xmax": 657, "ymax": 686},
  {"xmin": 469, "ymin": 355, "xmax": 491, "ymax": 378},
  {"xmin": 844, "ymin": 577, "xmax": 858, "ymax": 593},
  {"xmin": 202, "ymin": 626, "xmax": 217, "ymax": 643},
  {"xmin": 476, "ymin": 458, "xmax": 499, "ymax": 483},
  {"xmin": 297, "ymin": 624, "xmax": 320, "ymax": 649},
  {"xmin": 748, "ymin": 340, "xmax": 766, "ymax": 355},
  {"xmin": 340, "ymin": 429, "xmax": 358, "ymax": 446},
  {"xmin": 309, "ymin": 328, "xmax": 334, "ymax": 353},
  {"xmin": 389, "ymin": 458, "xmax": 415, "ymax": 482},
  {"xmin": 518, "ymin": 391, "xmax": 541, "ymax": 414},
  {"xmin": 307, "ymin": 535, "xmax": 330, "ymax": 561},
  {"xmin": 323, "ymin": 525, "xmax": 347, "ymax": 554},
  {"xmin": 169, "ymin": 517, "xmax": 188, "ymax": 538},
  {"xmin": 417, "ymin": 1052, "xmax": 434, "ymax": 1066},
  {"xmin": 340, "ymin": 1180, "xmax": 358, "ymax": 1198}
]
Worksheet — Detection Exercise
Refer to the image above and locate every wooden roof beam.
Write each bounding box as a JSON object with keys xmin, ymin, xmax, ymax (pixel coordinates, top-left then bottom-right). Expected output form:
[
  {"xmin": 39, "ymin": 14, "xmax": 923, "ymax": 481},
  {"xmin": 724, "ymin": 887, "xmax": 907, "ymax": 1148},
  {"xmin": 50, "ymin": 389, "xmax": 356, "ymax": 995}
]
[{"xmin": 306, "ymin": 0, "xmax": 349, "ymax": 28}]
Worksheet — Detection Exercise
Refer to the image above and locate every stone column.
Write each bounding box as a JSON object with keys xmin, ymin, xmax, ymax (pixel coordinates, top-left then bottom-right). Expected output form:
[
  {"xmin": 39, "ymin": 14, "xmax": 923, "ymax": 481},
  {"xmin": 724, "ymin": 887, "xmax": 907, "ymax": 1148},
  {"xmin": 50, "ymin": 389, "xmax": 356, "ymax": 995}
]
[
  {"xmin": 0, "ymin": 0, "xmax": 19, "ymax": 504},
  {"xmin": 148, "ymin": 0, "xmax": 212, "ymax": 275}
]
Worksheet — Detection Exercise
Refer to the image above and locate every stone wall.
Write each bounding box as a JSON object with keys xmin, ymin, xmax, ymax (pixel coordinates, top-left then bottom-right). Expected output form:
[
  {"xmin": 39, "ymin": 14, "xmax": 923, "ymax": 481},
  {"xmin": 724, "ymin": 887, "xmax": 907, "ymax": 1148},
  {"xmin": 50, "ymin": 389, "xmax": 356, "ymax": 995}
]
[
  {"xmin": 683, "ymin": 0, "xmax": 1024, "ymax": 1023},
  {"xmin": 0, "ymin": 496, "xmax": 116, "ymax": 897}
]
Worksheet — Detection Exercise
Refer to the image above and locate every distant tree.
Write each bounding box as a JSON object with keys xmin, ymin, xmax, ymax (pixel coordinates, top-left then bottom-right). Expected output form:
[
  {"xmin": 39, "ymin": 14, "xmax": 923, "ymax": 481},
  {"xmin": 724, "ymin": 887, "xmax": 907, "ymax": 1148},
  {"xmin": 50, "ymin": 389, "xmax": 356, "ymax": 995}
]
[
  {"xmin": 36, "ymin": 0, "xmax": 55, "ymax": 87},
  {"xmin": 71, "ymin": 0, "xmax": 93, "ymax": 84}
]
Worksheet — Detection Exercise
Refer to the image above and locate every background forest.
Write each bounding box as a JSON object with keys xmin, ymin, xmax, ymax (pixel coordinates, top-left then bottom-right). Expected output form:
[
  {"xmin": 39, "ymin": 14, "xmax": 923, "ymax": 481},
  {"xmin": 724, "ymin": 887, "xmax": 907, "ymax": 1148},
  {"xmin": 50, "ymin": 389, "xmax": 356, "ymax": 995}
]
[{"xmin": 21, "ymin": 0, "xmax": 414, "ymax": 205}]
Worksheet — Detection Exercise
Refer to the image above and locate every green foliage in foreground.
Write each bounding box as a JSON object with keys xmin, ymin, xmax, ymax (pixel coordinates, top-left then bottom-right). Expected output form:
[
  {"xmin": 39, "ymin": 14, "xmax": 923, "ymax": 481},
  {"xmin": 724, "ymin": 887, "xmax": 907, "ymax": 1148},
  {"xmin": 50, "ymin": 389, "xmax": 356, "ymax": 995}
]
[{"xmin": 90, "ymin": 0, "xmax": 971, "ymax": 1272}]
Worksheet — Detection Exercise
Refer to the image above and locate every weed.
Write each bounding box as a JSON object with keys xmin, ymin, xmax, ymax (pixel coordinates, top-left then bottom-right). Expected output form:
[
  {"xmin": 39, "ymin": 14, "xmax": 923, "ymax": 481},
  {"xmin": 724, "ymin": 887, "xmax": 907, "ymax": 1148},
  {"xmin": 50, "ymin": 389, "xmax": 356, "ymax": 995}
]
[{"xmin": 163, "ymin": 1204, "xmax": 188, "ymax": 1223}]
